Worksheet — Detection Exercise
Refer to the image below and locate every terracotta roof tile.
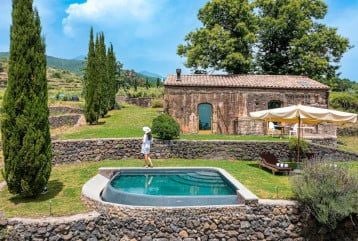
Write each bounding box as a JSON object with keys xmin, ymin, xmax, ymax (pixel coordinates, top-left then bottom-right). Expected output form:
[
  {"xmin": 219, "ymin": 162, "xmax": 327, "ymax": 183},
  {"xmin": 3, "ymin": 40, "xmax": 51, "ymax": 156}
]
[{"xmin": 164, "ymin": 74, "xmax": 329, "ymax": 90}]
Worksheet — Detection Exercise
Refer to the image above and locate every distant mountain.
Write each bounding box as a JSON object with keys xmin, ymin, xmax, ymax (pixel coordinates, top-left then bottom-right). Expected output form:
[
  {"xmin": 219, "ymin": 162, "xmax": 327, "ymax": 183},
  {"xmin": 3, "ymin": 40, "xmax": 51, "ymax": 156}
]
[
  {"xmin": 139, "ymin": 71, "xmax": 163, "ymax": 79},
  {"xmin": 0, "ymin": 52, "xmax": 84, "ymax": 74},
  {"xmin": 72, "ymin": 55, "xmax": 86, "ymax": 61}
]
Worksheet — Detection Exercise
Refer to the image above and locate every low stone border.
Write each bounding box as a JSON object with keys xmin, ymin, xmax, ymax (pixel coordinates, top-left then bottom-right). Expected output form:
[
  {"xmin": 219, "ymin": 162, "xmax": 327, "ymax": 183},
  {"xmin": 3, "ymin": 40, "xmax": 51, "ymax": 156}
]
[
  {"xmin": 49, "ymin": 114, "xmax": 82, "ymax": 128},
  {"xmin": 49, "ymin": 106, "xmax": 83, "ymax": 115}
]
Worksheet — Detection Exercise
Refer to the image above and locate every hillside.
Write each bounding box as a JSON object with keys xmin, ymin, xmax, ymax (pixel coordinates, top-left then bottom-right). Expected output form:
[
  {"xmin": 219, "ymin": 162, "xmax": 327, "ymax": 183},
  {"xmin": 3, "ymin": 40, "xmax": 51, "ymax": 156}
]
[{"xmin": 0, "ymin": 52, "xmax": 84, "ymax": 74}]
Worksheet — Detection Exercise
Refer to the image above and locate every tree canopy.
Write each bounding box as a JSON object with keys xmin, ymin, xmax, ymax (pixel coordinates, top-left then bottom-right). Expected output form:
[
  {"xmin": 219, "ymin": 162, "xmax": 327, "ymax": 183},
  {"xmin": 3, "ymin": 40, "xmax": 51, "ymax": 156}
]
[{"xmin": 178, "ymin": 0, "xmax": 350, "ymax": 83}]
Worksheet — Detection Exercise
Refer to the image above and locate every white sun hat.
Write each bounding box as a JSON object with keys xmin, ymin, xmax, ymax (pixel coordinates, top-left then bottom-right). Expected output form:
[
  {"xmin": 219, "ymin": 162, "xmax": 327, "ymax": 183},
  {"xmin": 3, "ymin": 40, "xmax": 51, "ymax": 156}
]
[{"xmin": 142, "ymin": 126, "xmax": 151, "ymax": 133}]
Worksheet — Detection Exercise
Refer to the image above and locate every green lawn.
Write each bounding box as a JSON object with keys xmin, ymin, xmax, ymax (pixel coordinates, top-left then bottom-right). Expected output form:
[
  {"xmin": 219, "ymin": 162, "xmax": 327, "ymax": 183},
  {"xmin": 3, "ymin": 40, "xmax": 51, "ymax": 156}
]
[
  {"xmin": 0, "ymin": 159, "xmax": 357, "ymax": 218},
  {"xmin": 60, "ymin": 105, "xmax": 160, "ymax": 139},
  {"xmin": 338, "ymin": 136, "xmax": 358, "ymax": 153},
  {"xmin": 0, "ymin": 159, "xmax": 291, "ymax": 217},
  {"xmin": 59, "ymin": 105, "xmax": 286, "ymax": 141}
]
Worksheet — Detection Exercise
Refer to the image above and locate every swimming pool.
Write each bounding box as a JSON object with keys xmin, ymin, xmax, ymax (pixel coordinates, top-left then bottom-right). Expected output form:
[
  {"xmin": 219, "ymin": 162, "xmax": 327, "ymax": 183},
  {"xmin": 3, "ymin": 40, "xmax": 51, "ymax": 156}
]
[{"xmin": 98, "ymin": 168, "xmax": 257, "ymax": 207}]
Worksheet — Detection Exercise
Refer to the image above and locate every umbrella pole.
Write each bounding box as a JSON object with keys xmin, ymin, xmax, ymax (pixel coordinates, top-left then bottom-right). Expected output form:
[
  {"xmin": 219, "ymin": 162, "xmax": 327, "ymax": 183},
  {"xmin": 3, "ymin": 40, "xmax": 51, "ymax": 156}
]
[{"xmin": 297, "ymin": 116, "xmax": 301, "ymax": 162}]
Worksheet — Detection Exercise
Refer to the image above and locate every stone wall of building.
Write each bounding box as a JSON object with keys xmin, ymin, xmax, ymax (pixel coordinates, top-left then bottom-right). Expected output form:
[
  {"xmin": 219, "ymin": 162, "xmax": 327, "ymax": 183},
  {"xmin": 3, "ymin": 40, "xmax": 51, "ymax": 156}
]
[
  {"xmin": 51, "ymin": 139, "xmax": 357, "ymax": 164},
  {"xmin": 49, "ymin": 114, "xmax": 82, "ymax": 128},
  {"xmin": 1, "ymin": 200, "xmax": 357, "ymax": 241},
  {"xmin": 164, "ymin": 86, "xmax": 329, "ymax": 135}
]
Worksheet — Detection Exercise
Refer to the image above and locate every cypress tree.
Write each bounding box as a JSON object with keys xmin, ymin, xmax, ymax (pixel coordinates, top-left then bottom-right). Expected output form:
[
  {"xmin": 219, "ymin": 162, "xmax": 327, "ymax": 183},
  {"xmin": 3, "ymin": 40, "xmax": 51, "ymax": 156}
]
[
  {"xmin": 1, "ymin": 0, "xmax": 52, "ymax": 197},
  {"xmin": 107, "ymin": 44, "xmax": 118, "ymax": 110},
  {"xmin": 96, "ymin": 33, "xmax": 109, "ymax": 117},
  {"xmin": 145, "ymin": 78, "xmax": 149, "ymax": 89},
  {"xmin": 156, "ymin": 78, "xmax": 161, "ymax": 88},
  {"xmin": 84, "ymin": 28, "xmax": 100, "ymax": 124}
]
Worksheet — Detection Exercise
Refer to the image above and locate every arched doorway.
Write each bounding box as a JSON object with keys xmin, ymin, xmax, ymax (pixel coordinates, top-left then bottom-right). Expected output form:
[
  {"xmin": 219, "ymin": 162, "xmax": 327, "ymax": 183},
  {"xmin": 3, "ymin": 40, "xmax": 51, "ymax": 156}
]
[
  {"xmin": 268, "ymin": 100, "xmax": 282, "ymax": 109},
  {"xmin": 198, "ymin": 103, "xmax": 212, "ymax": 131}
]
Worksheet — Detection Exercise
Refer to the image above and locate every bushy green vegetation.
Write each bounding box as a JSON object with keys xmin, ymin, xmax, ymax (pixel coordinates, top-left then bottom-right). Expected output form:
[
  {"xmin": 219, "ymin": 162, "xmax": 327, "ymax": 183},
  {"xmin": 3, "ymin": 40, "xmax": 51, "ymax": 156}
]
[
  {"xmin": 2, "ymin": 0, "xmax": 52, "ymax": 197},
  {"xmin": 118, "ymin": 87, "xmax": 164, "ymax": 98},
  {"xmin": 330, "ymin": 92, "xmax": 358, "ymax": 113},
  {"xmin": 293, "ymin": 162, "xmax": 358, "ymax": 230},
  {"xmin": 152, "ymin": 113, "xmax": 180, "ymax": 140}
]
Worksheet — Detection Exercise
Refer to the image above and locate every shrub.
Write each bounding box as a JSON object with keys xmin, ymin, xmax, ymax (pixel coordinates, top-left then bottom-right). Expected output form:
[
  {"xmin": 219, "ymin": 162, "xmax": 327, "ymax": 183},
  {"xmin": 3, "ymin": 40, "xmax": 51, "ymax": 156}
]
[
  {"xmin": 288, "ymin": 137, "xmax": 309, "ymax": 159},
  {"xmin": 329, "ymin": 92, "xmax": 358, "ymax": 113},
  {"xmin": 152, "ymin": 113, "xmax": 180, "ymax": 140},
  {"xmin": 293, "ymin": 162, "xmax": 358, "ymax": 230},
  {"xmin": 151, "ymin": 99, "xmax": 163, "ymax": 108},
  {"xmin": 51, "ymin": 72, "xmax": 62, "ymax": 78}
]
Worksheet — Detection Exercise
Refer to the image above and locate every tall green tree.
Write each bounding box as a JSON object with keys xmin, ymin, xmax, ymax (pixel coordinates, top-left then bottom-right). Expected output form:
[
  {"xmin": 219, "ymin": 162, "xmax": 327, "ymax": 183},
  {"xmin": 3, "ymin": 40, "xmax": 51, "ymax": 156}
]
[
  {"xmin": 96, "ymin": 33, "xmax": 109, "ymax": 117},
  {"xmin": 1, "ymin": 0, "xmax": 52, "ymax": 197},
  {"xmin": 106, "ymin": 43, "xmax": 119, "ymax": 110},
  {"xmin": 255, "ymin": 0, "xmax": 350, "ymax": 82},
  {"xmin": 84, "ymin": 28, "xmax": 100, "ymax": 124},
  {"xmin": 177, "ymin": 0, "xmax": 257, "ymax": 74},
  {"xmin": 156, "ymin": 78, "xmax": 161, "ymax": 88}
]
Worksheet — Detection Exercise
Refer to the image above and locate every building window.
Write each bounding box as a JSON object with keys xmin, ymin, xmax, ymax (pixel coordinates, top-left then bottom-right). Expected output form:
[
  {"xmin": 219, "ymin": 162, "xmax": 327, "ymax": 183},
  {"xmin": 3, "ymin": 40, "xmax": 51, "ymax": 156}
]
[{"xmin": 268, "ymin": 100, "xmax": 282, "ymax": 109}]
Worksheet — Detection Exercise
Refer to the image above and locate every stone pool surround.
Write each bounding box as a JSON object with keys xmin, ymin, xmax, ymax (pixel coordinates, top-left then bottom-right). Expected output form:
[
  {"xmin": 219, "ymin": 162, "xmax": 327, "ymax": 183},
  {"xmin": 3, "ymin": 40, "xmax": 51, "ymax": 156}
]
[
  {"xmin": 83, "ymin": 167, "xmax": 258, "ymax": 207},
  {"xmin": 52, "ymin": 138, "xmax": 358, "ymax": 164}
]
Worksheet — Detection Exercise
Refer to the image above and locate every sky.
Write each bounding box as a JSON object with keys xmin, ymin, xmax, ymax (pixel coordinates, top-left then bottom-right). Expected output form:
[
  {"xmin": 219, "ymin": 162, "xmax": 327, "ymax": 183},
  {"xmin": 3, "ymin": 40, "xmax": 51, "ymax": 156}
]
[{"xmin": 0, "ymin": 0, "xmax": 357, "ymax": 80}]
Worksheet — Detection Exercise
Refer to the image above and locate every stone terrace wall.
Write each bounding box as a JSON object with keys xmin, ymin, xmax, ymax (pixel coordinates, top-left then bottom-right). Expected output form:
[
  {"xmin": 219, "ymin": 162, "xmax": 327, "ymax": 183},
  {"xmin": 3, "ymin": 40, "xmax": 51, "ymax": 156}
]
[
  {"xmin": 51, "ymin": 139, "xmax": 358, "ymax": 164},
  {"xmin": 49, "ymin": 114, "xmax": 82, "ymax": 128},
  {"xmin": 1, "ymin": 201, "xmax": 357, "ymax": 241},
  {"xmin": 49, "ymin": 106, "xmax": 83, "ymax": 115}
]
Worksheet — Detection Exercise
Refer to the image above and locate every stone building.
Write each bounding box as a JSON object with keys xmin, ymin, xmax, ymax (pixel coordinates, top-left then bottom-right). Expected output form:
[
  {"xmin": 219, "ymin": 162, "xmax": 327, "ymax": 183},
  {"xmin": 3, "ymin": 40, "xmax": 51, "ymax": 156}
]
[{"xmin": 164, "ymin": 72, "xmax": 332, "ymax": 135}]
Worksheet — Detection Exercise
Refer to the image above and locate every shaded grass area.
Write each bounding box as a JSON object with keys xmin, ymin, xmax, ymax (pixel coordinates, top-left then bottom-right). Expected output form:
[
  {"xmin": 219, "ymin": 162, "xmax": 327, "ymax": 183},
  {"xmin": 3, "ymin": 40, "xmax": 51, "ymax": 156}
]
[
  {"xmin": 60, "ymin": 105, "xmax": 160, "ymax": 139},
  {"xmin": 0, "ymin": 159, "xmax": 357, "ymax": 218},
  {"xmin": 338, "ymin": 136, "xmax": 358, "ymax": 153},
  {"xmin": 0, "ymin": 159, "xmax": 291, "ymax": 217}
]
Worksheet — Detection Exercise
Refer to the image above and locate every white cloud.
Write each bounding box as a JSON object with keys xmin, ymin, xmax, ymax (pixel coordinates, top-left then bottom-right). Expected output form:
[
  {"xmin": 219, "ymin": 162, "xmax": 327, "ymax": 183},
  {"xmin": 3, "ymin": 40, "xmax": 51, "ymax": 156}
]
[{"xmin": 62, "ymin": 0, "xmax": 159, "ymax": 37}]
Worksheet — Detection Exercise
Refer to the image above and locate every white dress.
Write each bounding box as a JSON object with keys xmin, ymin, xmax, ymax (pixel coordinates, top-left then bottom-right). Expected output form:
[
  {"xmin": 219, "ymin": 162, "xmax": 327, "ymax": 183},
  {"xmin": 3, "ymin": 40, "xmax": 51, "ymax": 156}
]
[{"xmin": 141, "ymin": 134, "xmax": 152, "ymax": 155}]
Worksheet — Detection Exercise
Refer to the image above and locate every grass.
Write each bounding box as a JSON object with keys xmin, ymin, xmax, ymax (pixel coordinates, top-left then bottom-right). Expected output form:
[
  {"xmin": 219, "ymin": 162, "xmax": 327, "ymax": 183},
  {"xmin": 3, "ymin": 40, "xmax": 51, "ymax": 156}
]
[
  {"xmin": 338, "ymin": 136, "xmax": 358, "ymax": 153},
  {"xmin": 0, "ymin": 159, "xmax": 357, "ymax": 218},
  {"xmin": 60, "ymin": 105, "xmax": 160, "ymax": 139},
  {"xmin": 0, "ymin": 159, "xmax": 290, "ymax": 217},
  {"xmin": 59, "ymin": 105, "xmax": 287, "ymax": 141}
]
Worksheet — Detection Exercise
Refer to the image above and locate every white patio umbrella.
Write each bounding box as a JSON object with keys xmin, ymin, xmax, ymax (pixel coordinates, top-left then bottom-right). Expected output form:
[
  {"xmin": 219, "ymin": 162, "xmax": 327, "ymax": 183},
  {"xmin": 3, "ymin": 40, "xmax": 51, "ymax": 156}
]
[{"xmin": 249, "ymin": 104, "xmax": 357, "ymax": 161}]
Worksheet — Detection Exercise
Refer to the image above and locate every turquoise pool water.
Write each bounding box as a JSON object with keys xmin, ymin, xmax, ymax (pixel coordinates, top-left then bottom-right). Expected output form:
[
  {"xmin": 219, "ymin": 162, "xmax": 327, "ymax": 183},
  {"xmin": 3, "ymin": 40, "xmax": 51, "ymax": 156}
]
[{"xmin": 110, "ymin": 171, "xmax": 236, "ymax": 196}]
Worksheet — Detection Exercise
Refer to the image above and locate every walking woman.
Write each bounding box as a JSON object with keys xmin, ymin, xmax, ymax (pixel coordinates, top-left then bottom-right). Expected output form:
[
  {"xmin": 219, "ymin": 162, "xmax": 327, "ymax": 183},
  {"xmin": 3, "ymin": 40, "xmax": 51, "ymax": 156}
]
[{"xmin": 141, "ymin": 126, "xmax": 153, "ymax": 167}]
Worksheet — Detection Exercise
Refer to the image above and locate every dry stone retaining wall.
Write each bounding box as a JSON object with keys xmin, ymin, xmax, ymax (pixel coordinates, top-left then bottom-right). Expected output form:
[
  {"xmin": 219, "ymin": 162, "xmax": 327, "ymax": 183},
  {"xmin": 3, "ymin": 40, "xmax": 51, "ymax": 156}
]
[
  {"xmin": 49, "ymin": 106, "xmax": 83, "ymax": 115},
  {"xmin": 1, "ymin": 200, "xmax": 357, "ymax": 241},
  {"xmin": 49, "ymin": 114, "xmax": 82, "ymax": 128},
  {"xmin": 51, "ymin": 139, "xmax": 358, "ymax": 164}
]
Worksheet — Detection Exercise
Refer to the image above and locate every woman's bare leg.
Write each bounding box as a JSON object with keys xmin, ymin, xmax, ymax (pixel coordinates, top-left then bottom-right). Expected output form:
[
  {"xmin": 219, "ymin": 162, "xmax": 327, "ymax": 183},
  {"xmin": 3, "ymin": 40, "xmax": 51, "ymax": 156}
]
[
  {"xmin": 147, "ymin": 155, "xmax": 153, "ymax": 167},
  {"xmin": 144, "ymin": 154, "xmax": 149, "ymax": 167}
]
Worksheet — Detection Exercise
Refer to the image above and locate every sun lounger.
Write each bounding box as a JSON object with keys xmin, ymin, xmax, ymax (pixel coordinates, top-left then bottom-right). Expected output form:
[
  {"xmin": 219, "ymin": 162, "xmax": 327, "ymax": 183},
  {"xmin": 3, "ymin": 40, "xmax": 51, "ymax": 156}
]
[{"xmin": 259, "ymin": 152, "xmax": 292, "ymax": 175}]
